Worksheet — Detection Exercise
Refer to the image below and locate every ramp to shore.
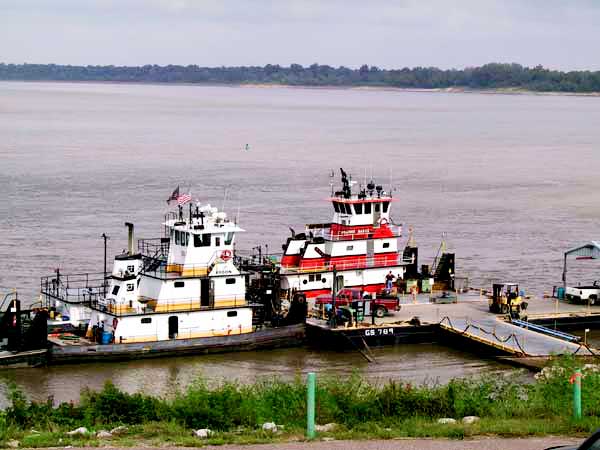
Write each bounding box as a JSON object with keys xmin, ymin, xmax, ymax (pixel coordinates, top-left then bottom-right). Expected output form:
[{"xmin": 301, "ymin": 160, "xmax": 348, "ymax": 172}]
[{"xmin": 439, "ymin": 316, "xmax": 596, "ymax": 357}]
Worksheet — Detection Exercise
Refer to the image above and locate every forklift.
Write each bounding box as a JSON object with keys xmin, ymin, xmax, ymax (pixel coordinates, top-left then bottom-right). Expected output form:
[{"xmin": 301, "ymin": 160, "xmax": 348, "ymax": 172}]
[{"xmin": 488, "ymin": 282, "xmax": 528, "ymax": 317}]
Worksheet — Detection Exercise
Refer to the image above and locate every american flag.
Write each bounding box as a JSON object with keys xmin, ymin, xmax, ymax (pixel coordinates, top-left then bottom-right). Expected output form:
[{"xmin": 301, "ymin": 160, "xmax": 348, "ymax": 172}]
[
  {"xmin": 166, "ymin": 186, "xmax": 179, "ymax": 204},
  {"xmin": 176, "ymin": 193, "xmax": 192, "ymax": 205}
]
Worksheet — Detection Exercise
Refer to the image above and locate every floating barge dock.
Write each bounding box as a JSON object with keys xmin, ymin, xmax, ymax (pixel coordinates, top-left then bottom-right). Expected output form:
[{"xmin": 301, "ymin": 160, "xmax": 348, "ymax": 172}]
[{"xmin": 306, "ymin": 292, "xmax": 600, "ymax": 369}]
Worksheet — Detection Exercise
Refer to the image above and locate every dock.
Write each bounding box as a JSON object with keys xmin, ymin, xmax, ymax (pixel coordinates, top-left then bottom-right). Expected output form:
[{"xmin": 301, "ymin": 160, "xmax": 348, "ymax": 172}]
[{"xmin": 305, "ymin": 292, "xmax": 600, "ymax": 369}]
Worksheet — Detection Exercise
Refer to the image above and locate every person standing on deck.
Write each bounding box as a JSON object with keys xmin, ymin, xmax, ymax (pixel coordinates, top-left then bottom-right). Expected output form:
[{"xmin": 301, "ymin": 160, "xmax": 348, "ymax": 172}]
[{"xmin": 385, "ymin": 271, "xmax": 395, "ymax": 291}]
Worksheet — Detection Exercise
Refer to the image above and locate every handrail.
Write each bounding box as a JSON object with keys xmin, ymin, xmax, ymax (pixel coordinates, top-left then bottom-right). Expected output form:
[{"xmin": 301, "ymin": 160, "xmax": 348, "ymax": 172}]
[
  {"xmin": 141, "ymin": 249, "xmax": 232, "ymax": 278},
  {"xmin": 41, "ymin": 272, "xmax": 105, "ymax": 305},
  {"xmin": 91, "ymin": 295, "xmax": 247, "ymax": 316},
  {"xmin": 438, "ymin": 316, "xmax": 529, "ymax": 356},
  {"xmin": 281, "ymin": 255, "xmax": 406, "ymax": 274},
  {"xmin": 438, "ymin": 316, "xmax": 598, "ymax": 357},
  {"xmin": 511, "ymin": 319, "xmax": 581, "ymax": 343},
  {"xmin": 309, "ymin": 226, "xmax": 402, "ymax": 242}
]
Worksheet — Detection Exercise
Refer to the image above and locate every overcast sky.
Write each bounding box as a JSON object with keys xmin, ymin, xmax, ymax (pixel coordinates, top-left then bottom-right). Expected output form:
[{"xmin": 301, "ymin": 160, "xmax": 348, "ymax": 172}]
[{"xmin": 1, "ymin": 0, "xmax": 599, "ymax": 70}]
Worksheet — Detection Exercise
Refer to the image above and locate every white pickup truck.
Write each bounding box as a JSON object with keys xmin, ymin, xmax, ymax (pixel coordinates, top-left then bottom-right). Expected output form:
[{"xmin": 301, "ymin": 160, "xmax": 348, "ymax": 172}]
[{"xmin": 565, "ymin": 281, "xmax": 600, "ymax": 304}]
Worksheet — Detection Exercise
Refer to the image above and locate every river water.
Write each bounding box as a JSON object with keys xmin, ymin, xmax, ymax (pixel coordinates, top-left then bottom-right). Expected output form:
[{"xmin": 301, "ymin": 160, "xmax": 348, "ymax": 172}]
[{"xmin": 1, "ymin": 82, "xmax": 599, "ymax": 403}]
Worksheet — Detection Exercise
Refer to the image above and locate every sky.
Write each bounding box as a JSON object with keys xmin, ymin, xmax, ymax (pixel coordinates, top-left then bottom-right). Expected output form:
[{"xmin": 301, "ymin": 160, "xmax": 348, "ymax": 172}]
[{"xmin": 1, "ymin": 0, "xmax": 599, "ymax": 71}]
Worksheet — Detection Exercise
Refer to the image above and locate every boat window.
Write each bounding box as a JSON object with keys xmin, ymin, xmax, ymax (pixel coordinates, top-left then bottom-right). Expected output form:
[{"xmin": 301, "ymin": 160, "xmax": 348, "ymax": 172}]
[
  {"xmin": 111, "ymin": 285, "xmax": 120, "ymax": 296},
  {"xmin": 375, "ymin": 203, "xmax": 380, "ymax": 213},
  {"xmin": 309, "ymin": 274, "xmax": 315, "ymax": 282},
  {"xmin": 225, "ymin": 232, "xmax": 234, "ymax": 245},
  {"xmin": 303, "ymin": 279, "xmax": 308, "ymax": 285},
  {"xmin": 225, "ymin": 278, "xmax": 236, "ymax": 285},
  {"xmin": 383, "ymin": 242, "xmax": 390, "ymax": 249},
  {"xmin": 332, "ymin": 202, "xmax": 340, "ymax": 213},
  {"xmin": 346, "ymin": 245, "xmax": 353, "ymax": 251},
  {"xmin": 141, "ymin": 317, "xmax": 152, "ymax": 324},
  {"xmin": 354, "ymin": 203, "xmax": 363, "ymax": 214},
  {"xmin": 364, "ymin": 203, "xmax": 372, "ymax": 214},
  {"xmin": 383, "ymin": 201, "xmax": 390, "ymax": 213},
  {"xmin": 215, "ymin": 236, "xmax": 221, "ymax": 247},
  {"xmin": 174, "ymin": 281, "xmax": 185, "ymax": 288},
  {"xmin": 127, "ymin": 265, "xmax": 135, "ymax": 272},
  {"xmin": 126, "ymin": 283, "xmax": 134, "ymax": 291},
  {"xmin": 194, "ymin": 233, "xmax": 212, "ymax": 247},
  {"xmin": 182, "ymin": 232, "xmax": 189, "ymax": 246},
  {"xmin": 345, "ymin": 203, "xmax": 353, "ymax": 214},
  {"xmin": 227, "ymin": 311, "xmax": 237, "ymax": 317},
  {"xmin": 175, "ymin": 230, "xmax": 180, "ymax": 245}
]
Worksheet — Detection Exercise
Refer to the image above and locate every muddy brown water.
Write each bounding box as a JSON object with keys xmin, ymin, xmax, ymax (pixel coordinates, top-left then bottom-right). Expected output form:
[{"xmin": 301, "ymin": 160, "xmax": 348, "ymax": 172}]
[{"xmin": 1, "ymin": 81, "xmax": 598, "ymax": 404}]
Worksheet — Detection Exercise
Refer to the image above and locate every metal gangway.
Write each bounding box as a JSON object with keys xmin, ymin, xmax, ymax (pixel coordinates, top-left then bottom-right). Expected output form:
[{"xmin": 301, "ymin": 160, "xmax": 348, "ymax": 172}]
[{"xmin": 439, "ymin": 316, "xmax": 596, "ymax": 357}]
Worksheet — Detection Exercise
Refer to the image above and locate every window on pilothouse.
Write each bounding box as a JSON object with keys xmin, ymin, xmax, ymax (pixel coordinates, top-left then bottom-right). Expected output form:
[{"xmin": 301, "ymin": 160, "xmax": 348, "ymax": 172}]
[
  {"xmin": 225, "ymin": 232, "xmax": 234, "ymax": 245},
  {"xmin": 111, "ymin": 285, "xmax": 120, "ymax": 296},
  {"xmin": 354, "ymin": 203, "xmax": 363, "ymax": 214},
  {"xmin": 346, "ymin": 203, "xmax": 353, "ymax": 214},
  {"xmin": 175, "ymin": 230, "xmax": 180, "ymax": 245},
  {"xmin": 332, "ymin": 202, "xmax": 340, "ymax": 213},
  {"xmin": 215, "ymin": 236, "xmax": 221, "ymax": 247},
  {"xmin": 375, "ymin": 203, "xmax": 380, "ymax": 213},
  {"xmin": 364, "ymin": 203, "xmax": 372, "ymax": 214},
  {"xmin": 194, "ymin": 233, "xmax": 211, "ymax": 247},
  {"xmin": 383, "ymin": 202, "xmax": 390, "ymax": 213}
]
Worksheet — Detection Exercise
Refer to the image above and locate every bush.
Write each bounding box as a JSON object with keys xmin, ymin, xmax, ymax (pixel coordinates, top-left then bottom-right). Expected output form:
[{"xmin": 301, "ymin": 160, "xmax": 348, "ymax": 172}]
[{"xmin": 4, "ymin": 356, "xmax": 600, "ymax": 434}]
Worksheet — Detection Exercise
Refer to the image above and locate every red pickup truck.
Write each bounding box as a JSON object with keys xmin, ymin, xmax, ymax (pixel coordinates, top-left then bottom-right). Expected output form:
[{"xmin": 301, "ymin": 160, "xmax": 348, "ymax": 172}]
[{"xmin": 315, "ymin": 287, "xmax": 400, "ymax": 318}]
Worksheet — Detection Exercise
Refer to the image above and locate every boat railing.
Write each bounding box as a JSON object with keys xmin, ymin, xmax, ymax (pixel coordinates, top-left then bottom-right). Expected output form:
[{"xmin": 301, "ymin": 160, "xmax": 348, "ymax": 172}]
[
  {"xmin": 138, "ymin": 237, "xmax": 170, "ymax": 259},
  {"xmin": 90, "ymin": 294, "xmax": 247, "ymax": 316},
  {"xmin": 309, "ymin": 226, "xmax": 402, "ymax": 242},
  {"xmin": 281, "ymin": 255, "xmax": 406, "ymax": 274},
  {"xmin": 140, "ymin": 250, "xmax": 234, "ymax": 278},
  {"xmin": 41, "ymin": 272, "xmax": 106, "ymax": 306}
]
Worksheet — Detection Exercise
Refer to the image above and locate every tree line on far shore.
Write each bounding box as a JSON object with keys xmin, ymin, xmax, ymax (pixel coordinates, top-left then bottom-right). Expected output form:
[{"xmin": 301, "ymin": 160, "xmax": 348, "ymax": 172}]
[{"xmin": 1, "ymin": 62, "xmax": 600, "ymax": 92}]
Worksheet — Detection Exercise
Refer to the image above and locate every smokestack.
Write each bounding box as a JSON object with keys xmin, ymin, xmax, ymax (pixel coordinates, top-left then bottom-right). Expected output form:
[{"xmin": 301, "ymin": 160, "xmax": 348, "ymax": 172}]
[{"xmin": 125, "ymin": 222, "xmax": 134, "ymax": 254}]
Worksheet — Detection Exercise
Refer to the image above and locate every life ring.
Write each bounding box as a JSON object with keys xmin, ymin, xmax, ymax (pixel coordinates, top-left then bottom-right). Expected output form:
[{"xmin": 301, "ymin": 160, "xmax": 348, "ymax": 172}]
[
  {"xmin": 220, "ymin": 249, "xmax": 232, "ymax": 261},
  {"xmin": 378, "ymin": 217, "xmax": 389, "ymax": 226}
]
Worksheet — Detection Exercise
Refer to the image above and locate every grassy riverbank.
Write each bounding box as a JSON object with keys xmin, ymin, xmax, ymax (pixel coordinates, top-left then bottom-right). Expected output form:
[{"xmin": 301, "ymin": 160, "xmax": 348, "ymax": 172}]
[{"xmin": 1, "ymin": 356, "xmax": 599, "ymax": 447}]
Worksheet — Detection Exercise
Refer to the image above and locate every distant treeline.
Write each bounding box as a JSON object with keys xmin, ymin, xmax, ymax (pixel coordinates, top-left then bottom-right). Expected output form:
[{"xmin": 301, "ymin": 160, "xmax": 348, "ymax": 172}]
[{"xmin": 2, "ymin": 62, "xmax": 600, "ymax": 92}]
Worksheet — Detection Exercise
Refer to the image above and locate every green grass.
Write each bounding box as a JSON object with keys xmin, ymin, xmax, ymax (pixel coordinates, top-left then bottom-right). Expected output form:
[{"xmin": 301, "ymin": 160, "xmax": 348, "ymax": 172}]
[{"xmin": 0, "ymin": 356, "xmax": 598, "ymax": 447}]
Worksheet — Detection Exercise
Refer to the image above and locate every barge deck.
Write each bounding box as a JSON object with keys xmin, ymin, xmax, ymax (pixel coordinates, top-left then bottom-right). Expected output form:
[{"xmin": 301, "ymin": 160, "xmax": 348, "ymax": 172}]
[{"xmin": 306, "ymin": 292, "xmax": 600, "ymax": 369}]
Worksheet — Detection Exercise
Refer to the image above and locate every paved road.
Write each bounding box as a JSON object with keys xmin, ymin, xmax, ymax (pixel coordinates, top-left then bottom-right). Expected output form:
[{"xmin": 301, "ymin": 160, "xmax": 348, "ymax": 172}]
[
  {"xmin": 211, "ymin": 437, "xmax": 579, "ymax": 449},
  {"xmin": 72, "ymin": 437, "xmax": 581, "ymax": 450}
]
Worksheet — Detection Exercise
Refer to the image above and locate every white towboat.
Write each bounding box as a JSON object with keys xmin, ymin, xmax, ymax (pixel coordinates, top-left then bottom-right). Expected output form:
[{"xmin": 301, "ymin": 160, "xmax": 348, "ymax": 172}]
[
  {"xmin": 40, "ymin": 202, "xmax": 306, "ymax": 362},
  {"xmin": 279, "ymin": 169, "xmax": 411, "ymax": 301}
]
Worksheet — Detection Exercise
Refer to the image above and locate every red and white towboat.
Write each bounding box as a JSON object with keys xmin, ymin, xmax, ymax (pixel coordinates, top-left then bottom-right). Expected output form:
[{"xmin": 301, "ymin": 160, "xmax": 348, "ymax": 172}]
[{"xmin": 279, "ymin": 169, "xmax": 409, "ymax": 300}]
